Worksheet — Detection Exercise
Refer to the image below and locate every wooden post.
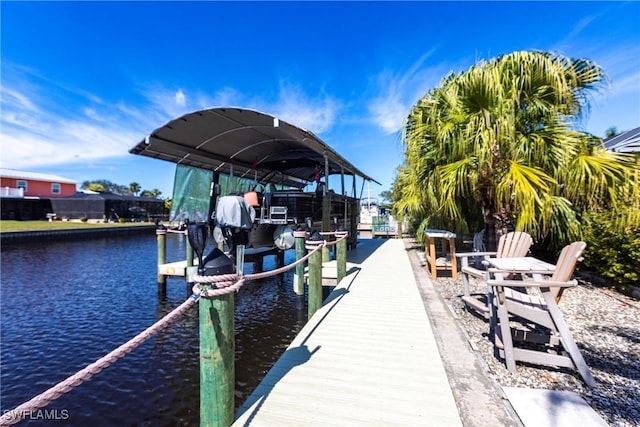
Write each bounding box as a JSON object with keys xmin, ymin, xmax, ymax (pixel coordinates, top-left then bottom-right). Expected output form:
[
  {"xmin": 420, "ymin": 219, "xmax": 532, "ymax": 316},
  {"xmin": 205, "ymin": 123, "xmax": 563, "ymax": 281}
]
[
  {"xmin": 307, "ymin": 239, "xmax": 323, "ymax": 319},
  {"xmin": 336, "ymin": 232, "xmax": 347, "ymax": 283},
  {"xmin": 294, "ymin": 230, "xmax": 307, "ymax": 295},
  {"xmin": 199, "ymin": 288, "xmax": 235, "ymax": 427},
  {"xmin": 156, "ymin": 226, "xmax": 167, "ymax": 287}
]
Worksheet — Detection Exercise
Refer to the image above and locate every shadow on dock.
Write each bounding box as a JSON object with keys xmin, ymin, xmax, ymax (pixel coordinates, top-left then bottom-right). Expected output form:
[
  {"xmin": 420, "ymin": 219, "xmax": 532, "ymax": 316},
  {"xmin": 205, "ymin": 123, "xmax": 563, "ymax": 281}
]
[{"xmin": 235, "ymin": 259, "xmax": 364, "ymax": 425}]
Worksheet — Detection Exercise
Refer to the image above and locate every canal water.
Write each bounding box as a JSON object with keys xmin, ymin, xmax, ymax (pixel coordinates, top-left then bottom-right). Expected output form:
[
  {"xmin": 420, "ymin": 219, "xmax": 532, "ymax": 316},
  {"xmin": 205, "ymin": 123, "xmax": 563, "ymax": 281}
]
[{"xmin": 1, "ymin": 233, "xmax": 309, "ymax": 426}]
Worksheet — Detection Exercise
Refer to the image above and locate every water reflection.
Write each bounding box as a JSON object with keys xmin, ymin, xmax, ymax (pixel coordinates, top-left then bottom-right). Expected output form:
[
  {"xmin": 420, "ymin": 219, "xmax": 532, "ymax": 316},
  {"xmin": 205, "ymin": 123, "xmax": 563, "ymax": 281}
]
[{"xmin": 1, "ymin": 233, "xmax": 307, "ymax": 426}]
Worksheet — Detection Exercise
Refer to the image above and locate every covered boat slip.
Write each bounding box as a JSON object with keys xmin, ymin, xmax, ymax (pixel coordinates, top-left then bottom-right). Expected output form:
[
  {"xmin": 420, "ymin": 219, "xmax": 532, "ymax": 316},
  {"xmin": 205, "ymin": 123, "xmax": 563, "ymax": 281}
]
[{"xmin": 129, "ymin": 107, "xmax": 379, "ymax": 246}]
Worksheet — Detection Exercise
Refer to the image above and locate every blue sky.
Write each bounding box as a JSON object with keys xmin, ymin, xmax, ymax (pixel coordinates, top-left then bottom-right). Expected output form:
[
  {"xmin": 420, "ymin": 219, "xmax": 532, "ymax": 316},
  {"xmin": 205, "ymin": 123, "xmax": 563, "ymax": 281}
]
[{"xmin": 1, "ymin": 1, "xmax": 639, "ymax": 199}]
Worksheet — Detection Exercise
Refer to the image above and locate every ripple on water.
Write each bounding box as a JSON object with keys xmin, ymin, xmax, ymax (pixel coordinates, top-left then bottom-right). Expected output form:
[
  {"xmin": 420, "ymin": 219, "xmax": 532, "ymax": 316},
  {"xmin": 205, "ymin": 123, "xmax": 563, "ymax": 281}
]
[{"xmin": 1, "ymin": 235, "xmax": 307, "ymax": 425}]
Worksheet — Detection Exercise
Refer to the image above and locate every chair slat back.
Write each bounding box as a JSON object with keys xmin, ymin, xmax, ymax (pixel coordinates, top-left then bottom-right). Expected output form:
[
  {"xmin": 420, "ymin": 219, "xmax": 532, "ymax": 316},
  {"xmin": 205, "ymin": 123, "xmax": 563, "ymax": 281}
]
[
  {"xmin": 496, "ymin": 231, "xmax": 533, "ymax": 259},
  {"xmin": 551, "ymin": 241, "xmax": 587, "ymax": 301}
]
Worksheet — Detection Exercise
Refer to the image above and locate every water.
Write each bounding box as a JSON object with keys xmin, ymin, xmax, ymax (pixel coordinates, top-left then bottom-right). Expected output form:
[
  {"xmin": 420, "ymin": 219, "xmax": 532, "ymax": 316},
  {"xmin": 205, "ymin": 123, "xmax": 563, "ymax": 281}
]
[{"xmin": 1, "ymin": 233, "xmax": 308, "ymax": 425}]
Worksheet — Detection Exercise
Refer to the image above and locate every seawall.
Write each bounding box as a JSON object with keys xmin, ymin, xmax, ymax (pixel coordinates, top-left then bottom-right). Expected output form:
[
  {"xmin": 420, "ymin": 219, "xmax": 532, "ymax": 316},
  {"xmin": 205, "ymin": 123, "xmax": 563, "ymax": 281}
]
[{"xmin": 1, "ymin": 225, "xmax": 157, "ymax": 245}]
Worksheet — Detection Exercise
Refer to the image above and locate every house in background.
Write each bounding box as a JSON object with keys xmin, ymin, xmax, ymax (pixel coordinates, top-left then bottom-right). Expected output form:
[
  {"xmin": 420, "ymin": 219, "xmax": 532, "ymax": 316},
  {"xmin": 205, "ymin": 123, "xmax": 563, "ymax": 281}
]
[
  {"xmin": 0, "ymin": 169, "xmax": 76, "ymax": 220},
  {"xmin": 0, "ymin": 168, "xmax": 165, "ymax": 221},
  {"xmin": 1, "ymin": 169, "xmax": 77, "ymax": 198},
  {"xmin": 604, "ymin": 127, "xmax": 640, "ymax": 154}
]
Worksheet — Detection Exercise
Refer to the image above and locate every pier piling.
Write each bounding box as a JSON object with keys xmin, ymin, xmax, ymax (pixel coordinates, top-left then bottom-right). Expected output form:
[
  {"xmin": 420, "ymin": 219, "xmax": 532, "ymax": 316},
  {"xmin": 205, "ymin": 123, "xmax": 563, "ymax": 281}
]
[
  {"xmin": 156, "ymin": 226, "xmax": 167, "ymax": 289},
  {"xmin": 199, "ymin": 288, "xmax": 235, "ymax": 427},
  {"xmin": 337, "ymin": 231, "xmax": 347, "ymax": 283},
  {"xmin": 306, "ymin": 237, "xmax": 323, "ymax": 319},
  {"xmin": 293, "ymin": 230, "xmax": 307, "ymax": 295}
]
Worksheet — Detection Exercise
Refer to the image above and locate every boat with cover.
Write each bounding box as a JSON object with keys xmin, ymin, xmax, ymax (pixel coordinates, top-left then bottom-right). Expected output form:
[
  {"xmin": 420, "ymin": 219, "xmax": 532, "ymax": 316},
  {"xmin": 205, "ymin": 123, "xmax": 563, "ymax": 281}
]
[{"xmin": 129, "ymin": 107, "xmax": 379, "ymax": 255}]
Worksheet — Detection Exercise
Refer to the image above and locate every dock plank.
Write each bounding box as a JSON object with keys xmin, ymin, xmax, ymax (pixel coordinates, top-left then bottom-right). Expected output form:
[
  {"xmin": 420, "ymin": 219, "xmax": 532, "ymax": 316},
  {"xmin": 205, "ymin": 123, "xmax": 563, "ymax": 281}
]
[{"xmin": 233, "ymin": 239, "xmax": 462, "ymax": 426}]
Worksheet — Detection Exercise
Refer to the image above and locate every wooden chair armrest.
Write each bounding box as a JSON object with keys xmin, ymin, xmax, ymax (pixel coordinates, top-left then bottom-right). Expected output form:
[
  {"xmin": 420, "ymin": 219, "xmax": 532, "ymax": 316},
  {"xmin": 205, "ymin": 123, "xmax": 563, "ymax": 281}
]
[
  {"xmin": 487, "ymin": 279, "xmax": 577, "ymax": 288},
  {"xmin": 456, "ymin": 251, "xmax": 497, "ymax": 259},
  {"xmin": 488, "ymin": 267, "xmax": 555, "ymax": 275}
]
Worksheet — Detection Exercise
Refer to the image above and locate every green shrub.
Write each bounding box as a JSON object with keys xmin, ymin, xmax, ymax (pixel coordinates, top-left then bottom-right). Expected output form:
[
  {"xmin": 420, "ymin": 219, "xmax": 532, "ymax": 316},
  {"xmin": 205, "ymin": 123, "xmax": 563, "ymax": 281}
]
[
  {"xmin": 581, "ymin": 212, "xmax": 640, "ymax": 294},
  {"xmin": 118, "ymin": 218, "xmax": 126, "ymax": 224},
  {"xmin": 80, "ymin": 217, "xmax": 88, "ymax": 222}
]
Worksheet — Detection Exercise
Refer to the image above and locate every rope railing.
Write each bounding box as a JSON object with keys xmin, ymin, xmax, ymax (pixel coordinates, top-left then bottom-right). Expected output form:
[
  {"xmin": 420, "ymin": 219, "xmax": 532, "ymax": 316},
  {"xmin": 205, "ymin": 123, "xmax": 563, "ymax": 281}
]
[
  {"xmin": 165, "ymin": 228, "xmax": 187, "ymax": 234},
  {"xmin": 0, "ymin": 232, "xmax": 337, "ymax": 425},
  {"xmin": 192, "ymin": 238, "xmax": 327, "ymax": 298},
  {"xmin": 0, "ymin": 295, "xmax": 198, "ymax": 426},
  {"xmin": 320, "ymin": 231, "xmax": 349, "ymax": 248}
]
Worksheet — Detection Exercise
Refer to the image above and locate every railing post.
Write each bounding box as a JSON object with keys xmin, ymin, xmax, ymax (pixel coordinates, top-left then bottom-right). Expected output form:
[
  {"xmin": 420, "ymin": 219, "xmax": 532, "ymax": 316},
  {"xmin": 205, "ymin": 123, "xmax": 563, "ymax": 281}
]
[
  {"xmin": 199, "ymin": 287, "xmax": 235, "ymax": 427},
  {"xmin": 156, "ymin": 225, "xmax": 167, "ymax": 287},
  {"xmin": 187, "ymin": 224, "xmax": 236, "ymax": 427},
  {"xmin": 294, "ymin": 230, "xmax": 307, "ymax": 295},
  {"xmin": 336, "ymin": 231, "xmax": 348, "ymax": 283},
  {"xmin": 306, "ymin": 237, "xmax": 324, "ymax": 319}
]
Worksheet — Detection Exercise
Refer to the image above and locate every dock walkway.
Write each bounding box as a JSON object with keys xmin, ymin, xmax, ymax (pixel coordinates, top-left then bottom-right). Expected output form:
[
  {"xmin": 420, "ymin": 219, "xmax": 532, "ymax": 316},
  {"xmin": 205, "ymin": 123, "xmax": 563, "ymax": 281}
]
[{"xmin": 233, "ymin": 238, "xmax": 464, "ymax": 426}]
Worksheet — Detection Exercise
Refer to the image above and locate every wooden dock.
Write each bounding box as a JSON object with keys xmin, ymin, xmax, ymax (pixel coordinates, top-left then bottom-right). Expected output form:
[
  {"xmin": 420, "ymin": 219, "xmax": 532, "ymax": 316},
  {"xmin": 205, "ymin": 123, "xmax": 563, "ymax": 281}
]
[
  {"xmin": 158, "ymin": 247, "xmax": 281, "ymax": 278},
  {"xmin": 233, "ymin": 238, "xmax": 463, "ymax": 426}
]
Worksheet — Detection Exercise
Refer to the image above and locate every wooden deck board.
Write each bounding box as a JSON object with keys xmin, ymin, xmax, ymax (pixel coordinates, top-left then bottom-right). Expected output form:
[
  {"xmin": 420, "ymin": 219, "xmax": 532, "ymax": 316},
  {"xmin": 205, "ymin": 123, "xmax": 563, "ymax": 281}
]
[{"xmin": 233, "ymin": 239, "xmax": 462, "ymax": 426}]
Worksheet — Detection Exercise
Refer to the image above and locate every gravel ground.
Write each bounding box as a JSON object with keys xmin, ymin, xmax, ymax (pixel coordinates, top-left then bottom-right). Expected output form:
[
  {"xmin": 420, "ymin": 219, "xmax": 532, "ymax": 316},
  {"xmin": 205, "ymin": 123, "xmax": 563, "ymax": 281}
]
[{"xmin": 423, "ymin": 248, "xmax": 640, "ymax": 427}]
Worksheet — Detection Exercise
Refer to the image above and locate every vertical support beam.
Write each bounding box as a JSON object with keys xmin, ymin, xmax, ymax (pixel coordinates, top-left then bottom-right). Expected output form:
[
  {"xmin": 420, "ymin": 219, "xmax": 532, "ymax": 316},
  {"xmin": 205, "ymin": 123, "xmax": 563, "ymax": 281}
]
[
  {"xmin": 199, "ymin": 289, "xmax": 235, "ymax": 427},
  {"xmin": 337, "ymin": 232, "xmax": 347, "ymax": 283},
  {"xmin": 184, "ymin": 228, "xmax": 197, "ymax": 284},
  {"xmin": 322, "ymin": 195, "xmax": 331, "ymax": 262},
  {"xmin": 186, "ymin": 231, "xmax": 194, "ymax": 268},
  {"xmin": 294, "ymin": 230, "xmax": 307, "ymax": 295},
  {"xmin": 156, "ymin": 226, "xmax": 167, "ymax": 287},
  {"xmin": 307, "ymin": 240, "xmax": 323, "ymax": 319},
  {"xmin": 427, "ymin": 235, "xmax": 437, "ymax": 280}
]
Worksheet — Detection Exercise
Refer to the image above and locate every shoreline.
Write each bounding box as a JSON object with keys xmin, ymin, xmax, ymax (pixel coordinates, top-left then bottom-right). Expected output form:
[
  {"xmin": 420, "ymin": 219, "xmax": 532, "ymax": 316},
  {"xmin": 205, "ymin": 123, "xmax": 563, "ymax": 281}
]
[{"xmin": 0, "ymin": 224, "xmax": 157, "ymax": 245}]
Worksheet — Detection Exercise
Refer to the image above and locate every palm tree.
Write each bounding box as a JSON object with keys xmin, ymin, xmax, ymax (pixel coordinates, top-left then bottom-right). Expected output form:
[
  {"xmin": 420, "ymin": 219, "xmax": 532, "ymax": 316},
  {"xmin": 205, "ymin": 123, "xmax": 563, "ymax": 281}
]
[
  {"xmin": 129, "ymin": 182, "xmax": 141, "ymax": 197},
  {"xmin": 396, "ymin": 50, "xmax": 637, "ymax": 250}
]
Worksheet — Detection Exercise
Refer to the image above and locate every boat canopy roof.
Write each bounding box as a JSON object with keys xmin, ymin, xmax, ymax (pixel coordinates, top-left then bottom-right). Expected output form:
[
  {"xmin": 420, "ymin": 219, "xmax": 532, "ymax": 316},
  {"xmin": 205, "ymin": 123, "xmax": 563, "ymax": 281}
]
[{"xmin": 129, "ymin": 107, "xmax": 379, "ymax": 189}]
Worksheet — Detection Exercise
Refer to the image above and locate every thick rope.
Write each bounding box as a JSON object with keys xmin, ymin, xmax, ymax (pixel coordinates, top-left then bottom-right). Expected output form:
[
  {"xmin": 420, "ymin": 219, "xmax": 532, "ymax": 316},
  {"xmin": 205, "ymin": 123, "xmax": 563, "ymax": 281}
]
[
  {"xmin": 192, "ymin": 239, "xmax": 327, "ymax": 297},
  {"xmin": 321, "ymin": 231, "xmax": 348, "ymax": 247},
  {"xmin": 1, "ymin": 233, "xmax": 337, "ymax": 424},
  {"xmin": 0, "ymin": 295, "xmax": 198, "ymax": 426},
  {"xmin": 165, "ymin": 228, "xmax": 187, "ymax": 234}
]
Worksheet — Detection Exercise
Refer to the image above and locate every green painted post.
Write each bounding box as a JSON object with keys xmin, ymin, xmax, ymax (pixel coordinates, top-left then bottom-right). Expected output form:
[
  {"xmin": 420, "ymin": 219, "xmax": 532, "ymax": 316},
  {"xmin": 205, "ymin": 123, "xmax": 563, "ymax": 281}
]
[
  {"xmin": 294, "ymin": 230, "xmax": 307, "ymax": 295},
  {"xmin": 156, "ymin": 226, "xmax": 167, "ymax": 286},
  {"xmin": 337, "ymin": 232, "xmax": 347, "ymax": 283},
  {"xmin": 199, "ymin": 289, "xmax": 235, "ymax": 427},
  {"xmin": 307, "ymin": 239, "xmax": 323, "ymax": 319}
]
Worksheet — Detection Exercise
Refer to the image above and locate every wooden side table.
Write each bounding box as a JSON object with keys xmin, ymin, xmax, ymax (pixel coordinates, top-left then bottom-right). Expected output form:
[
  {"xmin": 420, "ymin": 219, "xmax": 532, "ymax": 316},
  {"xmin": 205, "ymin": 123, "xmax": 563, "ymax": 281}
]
[{"xmin": 424, "ymin": 229, "xmax": 458, "ymax": 280}]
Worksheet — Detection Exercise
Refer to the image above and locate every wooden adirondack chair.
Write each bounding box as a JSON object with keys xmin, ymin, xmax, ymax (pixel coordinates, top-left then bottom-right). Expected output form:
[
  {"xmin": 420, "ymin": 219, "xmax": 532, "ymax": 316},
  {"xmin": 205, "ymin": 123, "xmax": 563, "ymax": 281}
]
[
  {"xmin": 486, "ymin": 241, "xmax": 596, "ymax": 387},
  {"xmin": 456, "ymin": 231, "xmax": 533, "ymax": 317}
]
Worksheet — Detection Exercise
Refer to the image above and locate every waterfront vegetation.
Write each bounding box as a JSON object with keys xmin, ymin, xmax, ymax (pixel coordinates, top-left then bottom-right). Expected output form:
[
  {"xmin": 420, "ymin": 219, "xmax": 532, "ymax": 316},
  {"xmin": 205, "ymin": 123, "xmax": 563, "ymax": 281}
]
[
  {"xmin": 0, "ymin": 220, "xmax": 154, "ymax": 232},
  {"xmin": 393, "ymin": 50, "xmax": 639, "ymax": 294}
]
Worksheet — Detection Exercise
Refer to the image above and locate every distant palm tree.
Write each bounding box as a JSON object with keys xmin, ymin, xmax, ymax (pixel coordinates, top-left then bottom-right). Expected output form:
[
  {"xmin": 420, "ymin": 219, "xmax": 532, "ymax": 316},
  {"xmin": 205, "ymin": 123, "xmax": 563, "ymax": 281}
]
[
  {"xmin": 129, "ymin": 182, "xmax": 141, "ymax": 196},
  {"xmin": 396, "ymin": 50, "xmax": 637, "ymax": 249}
]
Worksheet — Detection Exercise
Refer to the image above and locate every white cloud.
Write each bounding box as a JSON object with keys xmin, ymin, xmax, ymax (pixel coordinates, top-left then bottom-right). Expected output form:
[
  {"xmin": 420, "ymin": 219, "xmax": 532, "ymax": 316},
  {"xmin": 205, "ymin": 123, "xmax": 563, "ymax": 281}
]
[
  {"xmin": 270, "ymin": 82, "xmax": 342, "ymax": 134},
  {"xmin": 367, "ymin": 49, "xmax": 446, "ymax": 135},
  {"xmin": 175, "ymin": 89, "xmax": 186, "ymax": 107},
  {"xmin": 0, "ymin": 63, "xmax": 349, "ymax": 172},
  {"xmin": 0, "ymin": 65, "xmax": 155, "ymax": 170}
]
